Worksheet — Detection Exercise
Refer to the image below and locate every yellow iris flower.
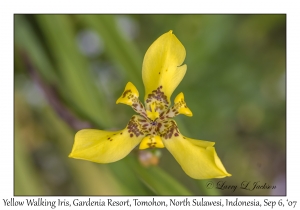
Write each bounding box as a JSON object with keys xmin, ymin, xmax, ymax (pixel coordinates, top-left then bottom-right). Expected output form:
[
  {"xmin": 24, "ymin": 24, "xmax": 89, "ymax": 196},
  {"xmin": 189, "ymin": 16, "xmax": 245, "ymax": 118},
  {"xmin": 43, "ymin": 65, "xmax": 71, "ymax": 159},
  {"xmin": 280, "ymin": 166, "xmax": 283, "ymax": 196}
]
[{"xmin": 69, "ymin": 30, "xmax": 231, "ymax": 179}]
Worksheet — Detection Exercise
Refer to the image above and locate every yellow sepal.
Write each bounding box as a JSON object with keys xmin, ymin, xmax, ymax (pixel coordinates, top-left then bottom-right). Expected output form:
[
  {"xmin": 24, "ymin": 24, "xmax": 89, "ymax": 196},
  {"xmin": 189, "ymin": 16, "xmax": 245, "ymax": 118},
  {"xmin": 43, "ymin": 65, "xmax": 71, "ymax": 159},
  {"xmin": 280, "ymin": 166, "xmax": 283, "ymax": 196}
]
[
  {"xmin": 116, "ymin": 82, "xmax": 139, "ymax": 106},
  {"xmin": 139, "ymin": 135, "xmax": 165, "ymax": 149},
  {"xmin": 69, "ymin": 125, "xmax": 143, "ymax": 164},
  {"xmin": 162, "ymin": 132, "xmax": 231, "ymax": 179},
  {"xmin": 142, "ymin": 30, "xmax": 187, "ymax": 105}
]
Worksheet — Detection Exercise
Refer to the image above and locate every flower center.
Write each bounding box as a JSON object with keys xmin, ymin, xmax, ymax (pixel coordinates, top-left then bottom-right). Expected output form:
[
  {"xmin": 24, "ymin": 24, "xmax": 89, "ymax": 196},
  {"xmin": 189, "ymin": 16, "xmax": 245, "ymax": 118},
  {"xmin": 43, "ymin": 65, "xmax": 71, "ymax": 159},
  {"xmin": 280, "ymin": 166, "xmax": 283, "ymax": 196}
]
[{"xmin": 117, "ymin": 82, "xmax": 193, "ymax": 149}]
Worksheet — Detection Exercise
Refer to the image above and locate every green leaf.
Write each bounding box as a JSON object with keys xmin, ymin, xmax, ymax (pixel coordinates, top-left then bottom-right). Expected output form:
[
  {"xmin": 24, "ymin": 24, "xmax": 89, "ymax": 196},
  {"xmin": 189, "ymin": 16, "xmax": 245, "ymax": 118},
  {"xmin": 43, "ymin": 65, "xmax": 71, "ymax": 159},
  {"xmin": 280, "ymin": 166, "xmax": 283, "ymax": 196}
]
[
  {"xmin": 14, "ymin": 131, "xmax": 44, "ymax": 195},
  {"xmin": 14, "ymin": 15, "xmax": 58, "ymax": 84},
  {"xmin": 108, "ymin": 158, "xmax": 153, "ymax": 195},
  {"xmin": 127, "ymin": 156, "xmax": 192, "ymax": 195},
  {"xmin": 35, "ymin": 14, "xmax": 113, "ymax": 127},
  {"xmin": 76, "ymin": 15, "xmax": 143, "ymax": 91}
]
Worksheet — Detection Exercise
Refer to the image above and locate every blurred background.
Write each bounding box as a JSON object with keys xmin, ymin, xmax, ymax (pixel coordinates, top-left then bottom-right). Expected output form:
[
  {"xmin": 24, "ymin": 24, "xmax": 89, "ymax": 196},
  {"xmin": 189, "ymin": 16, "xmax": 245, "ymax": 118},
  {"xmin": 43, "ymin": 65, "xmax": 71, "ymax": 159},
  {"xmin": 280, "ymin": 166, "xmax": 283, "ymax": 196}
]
[{"xmin": 14, "ymin": 14, "xmax": 286, "ymax": 195}]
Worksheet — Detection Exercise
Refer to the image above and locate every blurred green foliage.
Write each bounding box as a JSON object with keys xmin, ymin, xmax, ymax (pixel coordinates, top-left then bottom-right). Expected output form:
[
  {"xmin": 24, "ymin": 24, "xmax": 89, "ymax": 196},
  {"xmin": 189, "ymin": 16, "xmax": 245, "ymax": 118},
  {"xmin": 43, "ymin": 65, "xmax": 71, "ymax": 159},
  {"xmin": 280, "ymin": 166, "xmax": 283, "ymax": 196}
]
[{"xmin": 14, "ymin": 14, "xmax": 285, "ymax": 195}]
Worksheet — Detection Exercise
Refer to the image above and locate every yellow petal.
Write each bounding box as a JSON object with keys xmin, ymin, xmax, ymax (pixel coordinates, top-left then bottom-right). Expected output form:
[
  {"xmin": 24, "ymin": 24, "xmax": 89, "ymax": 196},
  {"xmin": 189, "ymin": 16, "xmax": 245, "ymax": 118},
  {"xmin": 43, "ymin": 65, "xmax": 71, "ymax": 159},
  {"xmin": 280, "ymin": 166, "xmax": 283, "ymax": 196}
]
[
  {"xmin": 116, "ymin": 82, "xmax": 148, "ymax": 118},
  {"xmin": 69, "ymin": 116, "xmax": 144, "ymax": 163},
  {"xmin": 139, "ymin": 135, "xmax": 165, "ymax": 149},
  {"xmin": 116, "ymin": 82, "xmax": 139, "ymax": 106},
  {"xmin": 162, "ymin": 132, "xmax": 231, "ymax": 179},
  {"xmin": 142, "ymin": 30, "xmax": 187, "ymax": 106},
  {"xmin": 174, "ymin": 92, "xmax": 193, "ymax": 117}
]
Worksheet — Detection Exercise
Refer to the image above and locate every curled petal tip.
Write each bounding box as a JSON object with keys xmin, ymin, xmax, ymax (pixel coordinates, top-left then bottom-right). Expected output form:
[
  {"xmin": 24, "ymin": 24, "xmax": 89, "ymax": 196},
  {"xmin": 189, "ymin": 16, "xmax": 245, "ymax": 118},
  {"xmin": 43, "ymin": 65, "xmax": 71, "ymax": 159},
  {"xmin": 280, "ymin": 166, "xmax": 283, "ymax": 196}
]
[
  {"xmin": 215, "ymin": 173, "xmax": 232, "ymax": 178},
  {"xmin": 183, "ymin": 108, "xmax": 193, "ymax": 117}
]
